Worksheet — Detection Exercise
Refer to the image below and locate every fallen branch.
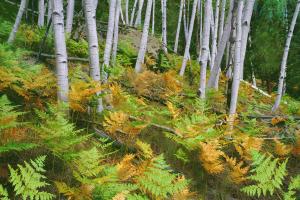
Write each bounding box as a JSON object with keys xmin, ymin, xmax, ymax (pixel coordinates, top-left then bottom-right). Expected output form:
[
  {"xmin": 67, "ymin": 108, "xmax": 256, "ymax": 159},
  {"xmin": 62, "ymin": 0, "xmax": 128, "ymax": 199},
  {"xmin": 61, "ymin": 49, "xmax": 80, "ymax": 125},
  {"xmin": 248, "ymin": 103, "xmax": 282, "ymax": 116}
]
[
  {"xmin": 31, "ymin": 52, "xmax": 89, "ymax": 62},
  {"xmin": 241, "ymin": 80, "xmax": 271, "ymax": 98}
]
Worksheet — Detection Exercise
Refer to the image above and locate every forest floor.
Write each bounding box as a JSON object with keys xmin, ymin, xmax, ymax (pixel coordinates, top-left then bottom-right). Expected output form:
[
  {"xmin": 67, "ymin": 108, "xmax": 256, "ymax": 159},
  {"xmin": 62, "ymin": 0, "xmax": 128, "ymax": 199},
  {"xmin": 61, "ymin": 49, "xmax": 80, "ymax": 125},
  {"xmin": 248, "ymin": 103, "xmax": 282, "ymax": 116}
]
[{"xmin": 0, "ymin": 21, "xmax": 300, "ymax": 199}]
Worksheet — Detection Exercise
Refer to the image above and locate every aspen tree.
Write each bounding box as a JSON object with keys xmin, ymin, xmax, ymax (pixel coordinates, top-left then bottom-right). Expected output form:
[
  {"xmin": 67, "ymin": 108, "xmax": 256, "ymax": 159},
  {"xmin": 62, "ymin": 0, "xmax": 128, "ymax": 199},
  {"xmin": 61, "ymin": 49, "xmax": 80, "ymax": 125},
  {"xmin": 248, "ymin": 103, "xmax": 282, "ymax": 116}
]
[
  {"xmin": 239, "ymin": 0, "xmax": 255, "ymax": 80},
  {"xmin": 38, "ymin": 0, "xmax": 45, "ymax": 27},
  {"xmin": 52, "ymin": 0, "xmax": 69, "ymax": 103},
  {"xmin": 135, "ymin": 0, "xmax": 153, "ymax": 72},
  {"xmin": 152, "ymin": 0, "xmax": 155, "ymax": 34},
  {"xmin": 207, "ymin": 0, "xmax": 234, "ymax": 89},
  {"xmin": 8, "ymin": 0, "xmax": 28, "ymax": 44},
  {"xmin": 174, "ymin": 0, "xmax": 185, "ymax": 53},
  {"xmin": 272, "ymin": 0, "xmax": 300, "ymax": 112},
  {"xmin": 130, "ymin": 0, "xmax": 138, "ymax": 26},
  {"xmin": 228, "ymin": 0, "xmax": 243, "ymax": 122},
  {"xmin": 198, "ymin": 0, "xmax": 212, "ymax": 98},
  {"xmin": 66, "ymin": 0, "xmax": 75, "ymax": 34},
  {"xmin": 135, "ymin": 0, "xmax": 145, "ymax": 27},
  {"xmin": 103, "ymin": 0, "xmax": 117, "ymax": 81},
  {"xmin": 112, "ymin": 0, "xmax": 122, "ymax": 65},
  {"xmin": 161, "ymin": 0, "xmax": 168, "ymax": 52},
  {"xmin": 83, "ymin": 0, "xmax": 103, "ymax": 112},
  {"xmin": 179, "ymin": 0, "xmax": 198, "ymax": 76}
]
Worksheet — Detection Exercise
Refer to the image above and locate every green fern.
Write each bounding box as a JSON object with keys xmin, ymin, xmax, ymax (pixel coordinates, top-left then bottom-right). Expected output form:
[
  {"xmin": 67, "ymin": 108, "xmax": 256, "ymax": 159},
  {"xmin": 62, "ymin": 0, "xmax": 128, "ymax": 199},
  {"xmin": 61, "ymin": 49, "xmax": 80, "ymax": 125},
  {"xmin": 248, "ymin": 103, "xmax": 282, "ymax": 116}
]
[
  {"xmin": 126, "ymin": 193, "xmax": 150, "ymax": 200},
  {"xmin": 93, "ymin": 182, "xmax": 138, "ymax": 200},
  {"xmin": 0, "ymin": 142, "xmax": 37, "ymax": 153},
  {"xmin": 283, "ymin": 175, "xmax": 300, "ymax": 200},
  {"xmin": 0, "ymin": 95, "xmax": 23, "ymax": 131},
  {"xmin": 8, "ymin": 155, "xmax": 55, "ymax": 200},
  {"xmin": 34, "ymin": 105, "xmax": 90, "ymax": 160},
  {"xmin": 0, "ymin": 185, "xmax": 9, "ymax": 200},
  {"xmin": 241, "ymin": 151, "xmax": 288, "ymax": 197},
  {"xmin": 137, "ymin": 154, "xmax": 189, "ymax": 199}
]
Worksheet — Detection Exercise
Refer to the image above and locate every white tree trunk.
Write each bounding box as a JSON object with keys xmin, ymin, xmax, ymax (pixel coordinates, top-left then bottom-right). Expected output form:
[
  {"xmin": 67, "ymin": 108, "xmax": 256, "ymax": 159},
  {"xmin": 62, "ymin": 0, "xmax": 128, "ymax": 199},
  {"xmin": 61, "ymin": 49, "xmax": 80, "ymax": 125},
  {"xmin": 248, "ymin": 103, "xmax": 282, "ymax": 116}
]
[
  {"xmin": 119, "ymin": 3, "xmax": 126, "ymax": 24},
  {"xmin": 8, "ymin": 0, "xmax": 28, "ymax": 43},
  {"xmin": 210, "ymin": 0, "xmax": 220, "ymax": 71},
  {"xmin": 207, "ymin": 0, "xmax": 234, "ymax": 89},
  {"xmin": 161, "ymin": 0, "xmax": 168, "ymax": 52},
  {"xmin": 125, "ymin": 0, "xmax": 129, "ymax": 24},
  {"xmin": 218, "ymin": 0, "xmax": 226, "ymax": 45},
  {"xmin": 83, "ymin": 0, "xmax": 103, "ymax": 112},
  {"xmin": 183, "ymin": 0, "xmax": 189, "ymax": 40},
  {"xmin": 198, "ymin": 0, "xmax": 212, "ymax": 98},
  {"xmin": 135, "ymin": 0, "xmax": 153, "ymax": 72},
  {"xmin": 47, "ymin": 0, "xmax": 53, "ymax": 24},
  {"xmin": 102, "ymin": 0, "xmax": 117, "ymax": 81},
  {"xmin": 130, "ymin": 0, "xmax": 138, "ymax": 26},
  {"xmin": 198, "ymin": 0, "xmax": 203, "ymax": 56},
  {"xmin": 179, "ymin": 0, "xmax": 198, "ymax": 76},
  {"xmin": 229, "ymin": 0, "xmax": 243, "ymax": 117},
  {"xmin": 152, "ymin": 0, "xmax": 155, "ymax": 34},
  {"xmin": 52, "ymin": 0, "xmax": 69, "ymax": 103},
  {"xmin": 135, "ymin": 0, "xmax": 145, "ymax": 27},
  {"xmin": 66, "ymin": 0, "xmax": 75, "ymax": 34},
  {"xmin": 112, "ymin": 0, "xmax": 121, "ymax": 65},
  {"xmin": 272, "ymin": 0, "xmax": 300, "ymax": 112},
  {"xmin": 239, "ymin": 0, "xmax": 255, "ymax": 80},
  {"xmin": 38, "ymin": 0, "xmax": 45, "ymax": 27},
  {"xmin": 174, "ymin": 0, "xmax": 184, "ymax": 53}
]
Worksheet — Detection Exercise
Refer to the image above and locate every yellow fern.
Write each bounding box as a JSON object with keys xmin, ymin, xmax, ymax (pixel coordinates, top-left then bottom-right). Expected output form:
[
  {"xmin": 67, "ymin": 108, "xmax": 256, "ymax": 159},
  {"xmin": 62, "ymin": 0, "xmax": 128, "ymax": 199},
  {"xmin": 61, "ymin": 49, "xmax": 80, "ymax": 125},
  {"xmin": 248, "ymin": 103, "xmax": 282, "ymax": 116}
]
[
  {"xmin": 109, "ymin": 84, "xmax": 128, "ymax": 108},
  {"xmin": 55, "ymin": 182, "xmax": 93, "ymax": 200},
  {"xmin": 117, "ymin": 154, "xmax": 137, "ymax": 181},
  {"xmin": 166, "ymin": 101, "xmax": 180, "ymax": 119},
  {"xmin": 274, "ymin": 139, "xmax": 292, "ymax": 156},
  {"xmin": 292, "ymin": 134, "xmax": 300, "ymax": 156},
  {"xmin": 224, "ymin": 155, "xmax": 249, "ymax": 184},
  {"xmin": 235, "ymin": 136, "xmax": 264, "ymax": 160},
  {"xmin": 69, "ymin": 80, "xmax": 102, "ymax": 112},
  {"xmin": 103, "ymin": 111, "xmax": 129, "ymax": 134},
  {"xmin": 199, "ymin": 141, "xmax": 224, "ymax": 174}
]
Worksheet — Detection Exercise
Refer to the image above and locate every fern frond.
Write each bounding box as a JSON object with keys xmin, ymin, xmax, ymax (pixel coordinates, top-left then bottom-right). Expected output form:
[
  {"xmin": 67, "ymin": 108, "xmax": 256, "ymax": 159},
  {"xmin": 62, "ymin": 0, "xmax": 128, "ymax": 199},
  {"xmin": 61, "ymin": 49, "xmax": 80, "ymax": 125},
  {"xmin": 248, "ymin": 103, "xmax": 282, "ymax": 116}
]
[
  {"xmin": 0, "ymin": 185, "xmax": 8, "ymax": 200},
  {"xmin": 135, "ymin": 140, "xmax": 153, "ymax": 159},
  {"xmin": 55, "ymin": 181, "xmax": 92, "ymax": 200},
  {"xmin": 241, "ymin": 151, "xmax": 288, "ymax": 197},
  {"xmin": 224, "ymin": 155, "xmax": 249, "ymax": 184},
  {"xmin": 199, "ymin": 142, "xmax": 224, "ymax": 174},
  {"xmin": 8, "ymin": 156, "xmax": 55, "ymax": 200},
  {"xmin": 137, "ymin": 154, "xmax": 189, "ymax": 199},
  {"xmin": 274, "ymin": 139, "xmax": 292, "ymax": 156},
  {"xmin": 0, "ymin": 142, "xmax": 37, "ymax": 153},
  {"xmin": 34, "ymin": 105, "xmax": 89, "ymax": 160},
  {"xmin": 0, "ymin": 95, "xmax": 23, "ymax": 131}
]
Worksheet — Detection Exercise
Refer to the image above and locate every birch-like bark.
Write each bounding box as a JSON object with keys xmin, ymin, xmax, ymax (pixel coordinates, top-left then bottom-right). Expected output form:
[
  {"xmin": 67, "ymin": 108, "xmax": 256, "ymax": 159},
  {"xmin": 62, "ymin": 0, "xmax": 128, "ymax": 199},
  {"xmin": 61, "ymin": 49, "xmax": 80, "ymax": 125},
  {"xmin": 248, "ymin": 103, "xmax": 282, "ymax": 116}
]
[
  {"xmin": 218, "ymin": 0, "xmax": 226, "ymax": 45},
  {"xmin": 66, "ymin": 0, "xmax": 75, "ymax": 34},
  {"xmin": 272, "ymin": 0, "xmax": 300, "ymax": 112},
  {"xmin": 207, "ymin": 0, "xmax": 234, "ymax": 89},
  {"xmin": 8, "ymin": 0, "xmax": 28, "ymax": 44},
  {"xmin": 135, "ymin": 0, "xmax": 153, "ymax": 72},
  {"xmin": 183, "ymin": 0, "xmax": 189, "ymax": 40},
  {"xmin": 179, "ymin": 0, "xmax": 198, "ymax": 76},
  {"xmin": 38, "ymin": 0, "xmax": 45, "ymax": 27},
  {"xmin": 210, "ymin": 0, "xmax": 220, "ymax": 70},
  {"xmin": 52, "ymin": 0, "xmax": 69, "ymax": 103},
  {"xmin": 198, "ymin": 0, "xmax": 212, "ymax": 98},
  {"xmin": 119, "ymin": 3, "xmax": 126, "ymax": 24},
  {"xmin": 102, "ymin": 0, "xmax": 117, "ymax": 81},
  {"xmin": 152, "ymin": 0, "xmax": 155, "ymax": 34},
  {"xmin": 229, "ymin": 0, "xmax": 243, "ymax": 117},
  {"xmin": 198, "ymin": 0, "xmax": 203, "ymax": 56},
  {"xmin": 125, "ymin": 0, "xmax": 129, "ymax": 24},
  {"xmin": 47, "ymin": 0, "xmax": 53, "ymax": 24},
  {"xmin": 112, "ymin": 0, "xmax": 121, "ymax": 65},
  {"xmin": 239, "ymin": 0, "xmax": 255, "ymax": 79},
  {"xmin": 174, "ymin": 0, "xmax": 184, "ymax": 53},
  {"xmin": 135, "ymin": 0, "xmax": 145, "ymax": 27},
  {"xmin": 83, "ymin": 0, "xmax": 103, "ymax": 112},
  {"xmin": 130, "ymin": 0, "xmax": 138, "ymax": 26},
  {"xmin": 161, "ymin": 0, "xmax": 168, "ymax": 52}
]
